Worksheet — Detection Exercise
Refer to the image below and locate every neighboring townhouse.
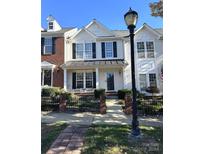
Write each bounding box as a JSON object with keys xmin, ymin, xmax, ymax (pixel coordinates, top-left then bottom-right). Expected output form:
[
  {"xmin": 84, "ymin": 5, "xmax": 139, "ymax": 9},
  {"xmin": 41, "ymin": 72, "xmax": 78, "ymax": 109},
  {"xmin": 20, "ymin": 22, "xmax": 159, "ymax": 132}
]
[
  {"xmin": 62, "ymin": 19, "xmax": 163, "ymax": 94},
  {"xmin": 41, "ymin": 15, "xmax": 77, "ymax": 88},
  {"xmin": 123, "ymin": 23, "xmax": 163, "ymax": 94}
]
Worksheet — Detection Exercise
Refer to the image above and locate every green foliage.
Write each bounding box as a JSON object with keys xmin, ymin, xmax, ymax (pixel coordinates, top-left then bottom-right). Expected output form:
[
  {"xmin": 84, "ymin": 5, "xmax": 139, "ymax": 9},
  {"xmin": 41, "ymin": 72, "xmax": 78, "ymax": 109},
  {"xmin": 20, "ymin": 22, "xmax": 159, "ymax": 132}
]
[
  {"xmin": 94, "ymin": 89, "xmax": 105, "ymax": 99},
  {"xmin": 117, "ymin": 89, "xmax": 132, "ymax": 99},
  {"xmin": 41, "ymin": 87, "xmax": 62, "ymax": 97},
  {"xmin": 146, "ymin": 87, "xmax": 160, "ymax": 94}
]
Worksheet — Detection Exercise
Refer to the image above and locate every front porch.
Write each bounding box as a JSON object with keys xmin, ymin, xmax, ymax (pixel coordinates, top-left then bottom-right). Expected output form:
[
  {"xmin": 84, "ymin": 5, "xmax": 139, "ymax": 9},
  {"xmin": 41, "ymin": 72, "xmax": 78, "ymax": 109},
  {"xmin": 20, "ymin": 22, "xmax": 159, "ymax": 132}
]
[{"xmin": 61, "ymin": 59, "xmax": 128, "ymax": 93}]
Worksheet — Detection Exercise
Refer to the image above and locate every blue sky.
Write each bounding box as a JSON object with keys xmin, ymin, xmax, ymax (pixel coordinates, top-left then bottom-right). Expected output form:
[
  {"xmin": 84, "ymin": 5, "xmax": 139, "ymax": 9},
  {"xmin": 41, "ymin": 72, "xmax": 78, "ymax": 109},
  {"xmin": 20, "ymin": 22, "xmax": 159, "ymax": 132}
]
[{"xmin": 41, "ymin": 0, "xmax": 162, "ymax": 30}]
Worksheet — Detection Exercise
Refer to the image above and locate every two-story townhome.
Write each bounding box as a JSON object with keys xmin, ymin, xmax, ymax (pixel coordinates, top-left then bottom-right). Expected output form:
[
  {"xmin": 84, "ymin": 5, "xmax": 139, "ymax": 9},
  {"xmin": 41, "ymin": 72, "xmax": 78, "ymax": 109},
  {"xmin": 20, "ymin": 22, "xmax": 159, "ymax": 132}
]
[
  {"xmin": 62, "ymin": 19, "xmax": 128, "ymax": 93},
  {"xmin": 123, "ymin": 23, "xmax": 163, "ymax": 94},
  {"xmin": 41, "ymin": 15, "xmax": 77, "ymax": 88}
]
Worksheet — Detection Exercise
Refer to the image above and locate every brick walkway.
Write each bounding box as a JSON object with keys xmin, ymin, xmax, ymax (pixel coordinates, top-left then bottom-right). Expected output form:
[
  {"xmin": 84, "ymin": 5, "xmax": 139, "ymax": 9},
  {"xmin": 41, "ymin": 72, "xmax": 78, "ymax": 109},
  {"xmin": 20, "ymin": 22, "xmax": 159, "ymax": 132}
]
[{"xmin": 46, "ymin": 125, "xmax": 89, "ymax": 154}]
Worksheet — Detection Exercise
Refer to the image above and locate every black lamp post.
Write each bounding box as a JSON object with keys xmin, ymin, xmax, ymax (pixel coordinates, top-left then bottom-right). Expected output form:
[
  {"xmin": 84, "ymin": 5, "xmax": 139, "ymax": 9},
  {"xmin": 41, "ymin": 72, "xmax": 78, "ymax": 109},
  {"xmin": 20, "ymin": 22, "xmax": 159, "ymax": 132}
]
[{"xmin": 124, "ymin": 8, "xmax": 140, "ymax": 136}]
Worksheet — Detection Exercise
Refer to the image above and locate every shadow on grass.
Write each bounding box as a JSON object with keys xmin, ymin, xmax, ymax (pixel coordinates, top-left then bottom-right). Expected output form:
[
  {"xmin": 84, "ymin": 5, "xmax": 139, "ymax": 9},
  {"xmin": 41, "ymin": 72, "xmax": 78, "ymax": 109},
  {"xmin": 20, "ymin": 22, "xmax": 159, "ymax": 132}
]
[
  {"xmin": 82, "ymin": 125, "xmax": 162, "ymax": 154},
  {"xmin": 41, "ymin": 122, "xmax": 68, "ymax": 154}
]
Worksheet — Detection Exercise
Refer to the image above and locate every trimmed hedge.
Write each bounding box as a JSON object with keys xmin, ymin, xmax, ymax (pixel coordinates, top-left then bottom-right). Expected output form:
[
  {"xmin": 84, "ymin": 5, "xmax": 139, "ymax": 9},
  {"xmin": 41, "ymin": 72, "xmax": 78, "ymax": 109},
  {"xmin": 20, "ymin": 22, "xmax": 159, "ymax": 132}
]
[
  {"xmin": 41, "ymin": 87, "xmax": 63, "ymax": 97},
  {"xmin": 118, "ymin": 89, "xmax": 132, "ymax": 99},
  {"xmin": 94, "ymin": 89, "xmax": 105, "ymax": 99}
]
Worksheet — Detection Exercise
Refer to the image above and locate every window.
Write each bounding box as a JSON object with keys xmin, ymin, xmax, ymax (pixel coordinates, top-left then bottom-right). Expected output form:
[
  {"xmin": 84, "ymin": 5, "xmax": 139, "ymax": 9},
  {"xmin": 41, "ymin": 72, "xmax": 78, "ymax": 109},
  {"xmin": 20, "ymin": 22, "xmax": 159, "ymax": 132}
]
[
  {"xmin": 86, "ymin": 72, "xmax": 93, "ymax": 88},
  {"xmin": 76, "ymin": 43, "xmax": 83, "ymax": 59},
  {"xmin": 137, "ymin": 42, "xmax": 145, "ymax": 58},
  {"xmin": 48, "ymin": 22, "xmax": 53, "ymax": 30},
  {"xmin": 76, "ymin": 73, "xmax": 84, "ymax": 88},
  {"xmin": 43, "ymin": 70, "xmax": 52, "ymax": 86},
  {"xmin": 85, "ymin": 43, "xmax": 92, "ymax": 59},
  {"xmin": 149, "ymin": 74, "xmax": 157, "ymax": 87},
  {"xmin": 146, "ymin": 42, "xmax": 154, "ymax": 58},
  {"xmin": 139, "ymin": 74, "xmax": 147, "ymax": 91},
  {"xmin": 105, "ymin": 42, "xmax": 113, "ymax": 58},
  {"xmin": 44, "ymin": 38, "xmax": 53, "ymax": 54}
]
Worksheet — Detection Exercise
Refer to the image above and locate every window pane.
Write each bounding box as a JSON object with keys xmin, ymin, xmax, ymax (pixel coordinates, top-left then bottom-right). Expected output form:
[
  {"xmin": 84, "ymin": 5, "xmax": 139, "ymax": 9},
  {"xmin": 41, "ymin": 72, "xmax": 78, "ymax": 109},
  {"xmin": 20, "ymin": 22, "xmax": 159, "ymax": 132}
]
[
  {"xmin": 139, "ymin": 74, "xmax": 147, "ymax": 91},
  {"xmin": 105, "ymin": 42, "xmax": 113, "ymax": 58},
  {"xmin": 49, "ymin": 22, "xmax": 53, "ymax": 29},
  {"xmin": 76, "ymin": 73, "xmax": 83, "ymax": 80},
  {"xmin": 76, "ymin": 81, "xmax": 83, "ymax": 88},
  {"xmin": 44, "ymin": 38, "xmax": 53, "ymax": 54},
  {"xmin": 137, "ymin": 42, "xmax": 145, "ymax": 58},
  {"xmin": 85, "ymin": 43, "xmax": 92, "ymax": 59},
  {"xmin": 44, "ymin": 38, "xmax": 52, "ymax": 45},
  {"xmin": 76, "ymin": 43, "xmax": 83, "ymax": 59},
  {"xmin": 149, "ymin": 74, "xmax": 157, "ymax": 87},
  {"xmin": 146, "ymin": 42, "xmax": 154, "ymax": 58},
  {"xmin": 76, "ymin": 73, "xmax": 84, "ymax": 88},
  {"xmin": 44, "ymin": 70, "xmax": 51, "ymax": 86},
  {"xmin": 86, "ymin": 72, "xmax": 93, "ymax": 88},
  {"xmin": 45, "ymin": 46, "xmax": 52, "ymax": 53}
]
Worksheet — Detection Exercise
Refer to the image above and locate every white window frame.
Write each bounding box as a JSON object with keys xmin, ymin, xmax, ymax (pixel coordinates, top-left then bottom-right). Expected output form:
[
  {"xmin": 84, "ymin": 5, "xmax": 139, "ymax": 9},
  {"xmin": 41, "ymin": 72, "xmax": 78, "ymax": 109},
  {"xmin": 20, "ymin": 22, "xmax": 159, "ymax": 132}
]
[
  {"xmin": 41, "ymin": 69, "xmax": 53, "ymax": 86},
  {"xmin": 149, "ymin": 73, "xmax": 157, "ymax": 87},
  {"xmin": 75, "ymin": 43, "xmax": 93, "ymax": 60},
  {"xmin": 44, "ymin": 37, "xmax": 53, "ymax": 54},
  {"xmin": 105, "ymin": 42, "xmax": 113, "ymax": 58},
  {"xmin": 146, "ymin": 41, "xmax": 155, "ymax": 58},
  {"xmin": 85, "ymin": 43, "xmax": 92, "ymax": 59},
  {"xmin": 85, "ymin": 72, "xmax": 93, "ymax": 88},
  {"xmin": 76, "ymin": 72, "xmax": 84, "ymax": 89},
  {"xmin": 75, "ymin": 71, "xmax": 94, "ymax": 89},
  {"xmin": 48, "ymin": 22, "xmax": 54, "ymax": 30},
  {"xmin": 136, "ymin": 41, "xmax": 155, "ymax": 59},
  {"xmin": 76, "ymin": 43, "xmax": 84, "ymax": 59},
  {"xmin": 137, "ymin": 42, "xmax": 145, "ymax": 58},
  {"xmin": 139, "ymin": 74, "xmax": 147, "ymax": 91}
]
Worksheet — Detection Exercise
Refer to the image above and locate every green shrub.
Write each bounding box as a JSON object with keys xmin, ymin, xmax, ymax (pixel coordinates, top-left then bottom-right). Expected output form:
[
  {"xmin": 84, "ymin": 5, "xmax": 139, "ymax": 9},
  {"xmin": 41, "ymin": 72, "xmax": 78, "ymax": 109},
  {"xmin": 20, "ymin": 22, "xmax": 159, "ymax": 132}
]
[
  {"xmin": 146, "ymin": 87, "xmax": 160, "ymax": 94},
  {"xmin": 94, "ymin": 89, "xmax": 105, "ymax": 99},
  {"xmin": 118, "ymin": 89, "xmax": 132, "ymax": 99},
  {"xmin": 41, "ymin": 87, "xmax": 61, "ymax": 97}
]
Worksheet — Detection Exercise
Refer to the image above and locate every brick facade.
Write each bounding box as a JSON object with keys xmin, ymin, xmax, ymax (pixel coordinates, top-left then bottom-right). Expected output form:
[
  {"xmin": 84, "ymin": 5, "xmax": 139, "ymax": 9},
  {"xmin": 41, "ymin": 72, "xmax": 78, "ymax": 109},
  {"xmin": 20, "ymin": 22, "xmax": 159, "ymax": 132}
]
[{"xmin": 41, "ymin": 37, "xmax": 64, "ymax": 88}]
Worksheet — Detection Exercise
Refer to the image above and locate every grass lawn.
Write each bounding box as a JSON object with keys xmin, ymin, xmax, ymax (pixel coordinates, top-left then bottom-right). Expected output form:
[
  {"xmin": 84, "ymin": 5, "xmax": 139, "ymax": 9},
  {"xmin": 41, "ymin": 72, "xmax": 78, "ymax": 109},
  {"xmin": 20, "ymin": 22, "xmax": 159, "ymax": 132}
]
[
  {"xmin": 41, "ymin": 122, "xmax": 68, "ymax": 154},
  {"xmin": 82, "ymin": 125, "xmax": 162, "ymax": 154}
]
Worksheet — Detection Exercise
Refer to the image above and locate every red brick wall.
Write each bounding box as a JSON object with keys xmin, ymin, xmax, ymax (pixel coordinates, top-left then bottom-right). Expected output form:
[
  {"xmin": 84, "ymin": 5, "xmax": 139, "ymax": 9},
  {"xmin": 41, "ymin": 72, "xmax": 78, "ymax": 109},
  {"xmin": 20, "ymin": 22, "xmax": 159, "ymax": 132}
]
[{"xmin": 41, "ymin": 37, "xmax": 64, "ymax": 88}]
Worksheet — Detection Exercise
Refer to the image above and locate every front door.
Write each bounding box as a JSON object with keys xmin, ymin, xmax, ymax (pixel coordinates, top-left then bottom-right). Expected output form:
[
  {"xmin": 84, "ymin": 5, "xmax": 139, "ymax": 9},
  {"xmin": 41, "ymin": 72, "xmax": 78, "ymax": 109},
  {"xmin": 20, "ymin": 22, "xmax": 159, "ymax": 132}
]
[{"xmin": 106, "ymin": 72, "xmax": 114, "ymax": 90}]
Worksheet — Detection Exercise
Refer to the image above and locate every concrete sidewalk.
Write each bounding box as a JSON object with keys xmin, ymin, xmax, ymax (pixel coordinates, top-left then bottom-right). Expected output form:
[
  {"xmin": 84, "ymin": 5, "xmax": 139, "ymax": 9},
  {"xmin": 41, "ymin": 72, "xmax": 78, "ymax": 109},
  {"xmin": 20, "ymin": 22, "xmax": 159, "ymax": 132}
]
[{"xmin": 41, "ymin": 99, "xmax": 162, "ymax": 127}]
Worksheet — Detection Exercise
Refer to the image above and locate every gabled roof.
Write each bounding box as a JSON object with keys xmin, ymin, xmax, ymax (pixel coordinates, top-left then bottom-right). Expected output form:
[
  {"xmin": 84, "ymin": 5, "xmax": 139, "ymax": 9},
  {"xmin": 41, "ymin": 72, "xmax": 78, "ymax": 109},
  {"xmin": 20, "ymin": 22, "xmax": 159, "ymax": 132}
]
[
  {"xmin": 134, "ymin": 23, "xmax": 162, "ymax": 38},
  {"xmin": 85, "ymin": 19, "xmax": 115, "ymax": 37},
  {"xmin": 68, "ymin": 28, "xmax": 97, "ymax": 40}
]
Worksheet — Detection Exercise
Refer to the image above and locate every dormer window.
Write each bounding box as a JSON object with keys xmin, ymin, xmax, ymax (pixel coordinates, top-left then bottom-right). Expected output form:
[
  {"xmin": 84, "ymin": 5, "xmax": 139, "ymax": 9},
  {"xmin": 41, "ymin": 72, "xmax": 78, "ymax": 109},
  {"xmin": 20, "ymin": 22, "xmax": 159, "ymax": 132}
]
[{"xmin": 48, "ymin": 22, "xmax": 54, "ymax": 30}]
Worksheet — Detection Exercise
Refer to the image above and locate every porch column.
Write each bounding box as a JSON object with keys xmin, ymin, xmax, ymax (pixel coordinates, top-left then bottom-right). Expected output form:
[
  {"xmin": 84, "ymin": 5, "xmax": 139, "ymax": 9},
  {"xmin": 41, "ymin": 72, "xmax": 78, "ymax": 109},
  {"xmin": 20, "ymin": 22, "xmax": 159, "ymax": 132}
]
[
  {"xmin": 96, "ymin": 67, "xmax": 99, "ymax": 89},
  {"xmin": 64, "ymin": 69, "xmax": 67, "ymax": 91}
]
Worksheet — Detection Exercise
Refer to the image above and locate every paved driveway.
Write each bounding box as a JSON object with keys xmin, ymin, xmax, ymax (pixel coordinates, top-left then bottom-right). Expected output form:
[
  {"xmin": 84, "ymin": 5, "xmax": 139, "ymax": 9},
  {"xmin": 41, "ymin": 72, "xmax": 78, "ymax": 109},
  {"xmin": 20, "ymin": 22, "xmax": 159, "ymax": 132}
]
[{"xmin": 41, "ymin": 99, "xmax": 162, "ymax": 127}]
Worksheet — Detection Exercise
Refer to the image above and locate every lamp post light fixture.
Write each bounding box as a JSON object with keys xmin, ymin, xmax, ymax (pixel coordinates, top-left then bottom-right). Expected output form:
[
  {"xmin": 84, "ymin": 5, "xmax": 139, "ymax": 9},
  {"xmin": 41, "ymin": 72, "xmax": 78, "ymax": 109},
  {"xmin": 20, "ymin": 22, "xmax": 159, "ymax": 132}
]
[{"xmin": 124, "ymin": 8, "xmax": 140, "ymax": 136}]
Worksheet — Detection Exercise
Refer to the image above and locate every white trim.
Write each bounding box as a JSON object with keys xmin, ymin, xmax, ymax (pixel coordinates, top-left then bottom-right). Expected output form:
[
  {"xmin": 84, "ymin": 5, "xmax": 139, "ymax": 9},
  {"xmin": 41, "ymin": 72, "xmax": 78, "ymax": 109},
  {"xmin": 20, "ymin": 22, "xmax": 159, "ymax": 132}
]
[
  {"xmin": 85, "ymin": 19, "xmax": 115, "ymax": 36},
  {"xmin": 41, "ymin": 68, "xmax": 53, "ymax": 87},
  {"xmin": 134, "ymin": 23, "xmax": 162, "ymax": 38},
  {"xmin": 69, "ymin": 28, "xmax": 97, "ymax": 40},
  {"xmin": 96, "ymin": 67, "xmax": 99, "ymax": 88}
]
